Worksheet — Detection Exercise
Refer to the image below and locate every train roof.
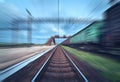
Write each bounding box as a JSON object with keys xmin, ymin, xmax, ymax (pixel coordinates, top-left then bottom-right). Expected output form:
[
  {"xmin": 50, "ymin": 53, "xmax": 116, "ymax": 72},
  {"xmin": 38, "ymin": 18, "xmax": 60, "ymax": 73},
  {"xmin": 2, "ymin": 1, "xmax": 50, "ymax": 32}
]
[{"xmin": 106, "ymin": 1, "xmax": 120, "ymax": 12}]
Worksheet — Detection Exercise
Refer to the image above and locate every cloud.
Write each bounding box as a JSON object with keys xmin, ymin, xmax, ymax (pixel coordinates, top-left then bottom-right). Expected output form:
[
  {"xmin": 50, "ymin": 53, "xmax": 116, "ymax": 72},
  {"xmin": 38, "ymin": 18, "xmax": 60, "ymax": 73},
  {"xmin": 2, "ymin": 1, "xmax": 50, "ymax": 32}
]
[
  {"xmin": 51, "ymin": 26, "xmax": 58, "ymax": 32},
  {"xmin": 47, "ymin": 24, "xmax": 65, "ymax": 36}
]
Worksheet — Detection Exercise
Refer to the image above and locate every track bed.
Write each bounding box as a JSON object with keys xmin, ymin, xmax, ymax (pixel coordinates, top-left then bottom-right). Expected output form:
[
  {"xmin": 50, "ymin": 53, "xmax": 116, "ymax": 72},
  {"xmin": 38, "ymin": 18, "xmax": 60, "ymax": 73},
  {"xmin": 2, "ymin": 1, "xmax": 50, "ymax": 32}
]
[{"xmin": 34, "ymin": 46, "xmax": 85, "ymax": 82}]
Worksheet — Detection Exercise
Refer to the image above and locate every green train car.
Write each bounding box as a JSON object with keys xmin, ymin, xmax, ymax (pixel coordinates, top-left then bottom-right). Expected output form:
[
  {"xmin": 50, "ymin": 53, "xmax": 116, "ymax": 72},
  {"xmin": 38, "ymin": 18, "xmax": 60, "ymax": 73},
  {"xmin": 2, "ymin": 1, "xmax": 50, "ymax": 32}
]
[{"xmin": 70, "ymin": 21, "xmax": 104, "ymax": 44}]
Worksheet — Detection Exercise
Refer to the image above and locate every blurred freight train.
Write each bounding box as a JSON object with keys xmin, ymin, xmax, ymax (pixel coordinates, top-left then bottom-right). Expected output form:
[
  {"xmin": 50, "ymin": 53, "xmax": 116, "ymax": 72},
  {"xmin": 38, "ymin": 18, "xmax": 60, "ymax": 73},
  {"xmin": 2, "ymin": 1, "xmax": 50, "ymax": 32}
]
[
  {"xmin": 62, "ymin": 2, "xmax": 120, "ymax": 51},
  {"xmin": 63, "ymin": 21, "xmax": 105, "ymax": 51}
]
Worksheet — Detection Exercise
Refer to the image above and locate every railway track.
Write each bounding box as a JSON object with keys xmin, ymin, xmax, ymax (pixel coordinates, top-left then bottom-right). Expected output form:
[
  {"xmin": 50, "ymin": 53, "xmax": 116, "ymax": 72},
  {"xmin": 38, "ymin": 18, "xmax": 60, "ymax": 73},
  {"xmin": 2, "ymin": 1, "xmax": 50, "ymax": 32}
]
[
  {"xmin": 3, "ymin": 46, "xmax": 88, "ymax": 82},
  {"xmin": 32, "ymin": 46, "xmax": 88, "ymax": 82}
]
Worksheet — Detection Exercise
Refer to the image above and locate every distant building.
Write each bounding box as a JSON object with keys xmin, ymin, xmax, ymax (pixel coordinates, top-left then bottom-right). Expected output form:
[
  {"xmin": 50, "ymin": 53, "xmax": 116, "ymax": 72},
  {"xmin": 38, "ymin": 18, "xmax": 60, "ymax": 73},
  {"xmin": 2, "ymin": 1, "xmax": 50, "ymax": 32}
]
[{"xmin": 103, "ymin": 2, "xmax": 120, "ymax": 47}]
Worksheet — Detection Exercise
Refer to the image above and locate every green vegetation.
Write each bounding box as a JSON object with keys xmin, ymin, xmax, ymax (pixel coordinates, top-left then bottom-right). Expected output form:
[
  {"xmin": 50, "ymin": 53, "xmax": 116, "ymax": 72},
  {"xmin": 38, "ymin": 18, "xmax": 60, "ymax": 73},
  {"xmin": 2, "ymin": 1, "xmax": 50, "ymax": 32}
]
[{"xmin": 62, "ymin": 46, "xmax": 120, "ymax": 82}]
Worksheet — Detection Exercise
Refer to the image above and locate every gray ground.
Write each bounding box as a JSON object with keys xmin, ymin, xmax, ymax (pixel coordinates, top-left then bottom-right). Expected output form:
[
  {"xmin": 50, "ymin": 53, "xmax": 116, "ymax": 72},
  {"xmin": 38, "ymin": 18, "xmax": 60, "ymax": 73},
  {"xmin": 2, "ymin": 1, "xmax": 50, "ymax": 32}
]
[{"xmin": 0, "ymin": 46, "xmax": 55, "ymax": 70}]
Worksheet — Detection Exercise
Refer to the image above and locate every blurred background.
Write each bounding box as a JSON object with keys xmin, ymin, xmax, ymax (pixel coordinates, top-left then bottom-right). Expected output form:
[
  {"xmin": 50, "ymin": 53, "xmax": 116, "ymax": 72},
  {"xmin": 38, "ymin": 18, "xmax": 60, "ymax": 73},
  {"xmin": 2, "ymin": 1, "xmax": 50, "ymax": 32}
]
[
  {"xmin": 0, "ymin": 0, "xmax": 120, "ymax": 82},
  {"xmin": 0, "ymin": 0, "xmax": 117, "ymax": 46}
]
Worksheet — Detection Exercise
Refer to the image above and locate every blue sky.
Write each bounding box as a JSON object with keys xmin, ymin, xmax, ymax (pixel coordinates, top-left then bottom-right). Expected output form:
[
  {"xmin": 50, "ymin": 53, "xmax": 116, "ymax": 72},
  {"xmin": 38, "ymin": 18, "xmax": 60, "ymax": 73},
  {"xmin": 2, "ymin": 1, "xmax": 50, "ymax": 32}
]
[{"xmin": 0, "ymin": 0, "xmax": 112, "ymax": 44}]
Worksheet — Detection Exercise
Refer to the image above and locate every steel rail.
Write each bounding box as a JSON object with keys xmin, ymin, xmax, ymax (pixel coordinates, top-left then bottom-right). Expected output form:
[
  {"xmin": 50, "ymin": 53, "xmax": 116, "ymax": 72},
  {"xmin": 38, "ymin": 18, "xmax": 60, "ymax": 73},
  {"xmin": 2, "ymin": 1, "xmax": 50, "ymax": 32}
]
[
  {"xmin": 62, "ymin": 48, "xmax": 88, "ymax": 82},
  {"xmin": 31, "ymin": 47, "xmax": 57, "ymax": 82},
  {"xmin": 32, "ymin": 46, "xmax": 88, "ymax": 82}
]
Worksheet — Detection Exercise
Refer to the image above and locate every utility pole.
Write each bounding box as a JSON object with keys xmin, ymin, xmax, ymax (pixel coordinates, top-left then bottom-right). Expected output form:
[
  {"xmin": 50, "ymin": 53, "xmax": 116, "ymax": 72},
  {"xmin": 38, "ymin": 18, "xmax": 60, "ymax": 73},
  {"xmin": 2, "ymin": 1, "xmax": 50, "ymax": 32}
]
[
  {"xmin": 12, "ymin": 21, "xmax": 19, "ymax": 46},
  {"xmin": 26, "ymin": 9, "xmax": 32, "ymax": 47}
]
